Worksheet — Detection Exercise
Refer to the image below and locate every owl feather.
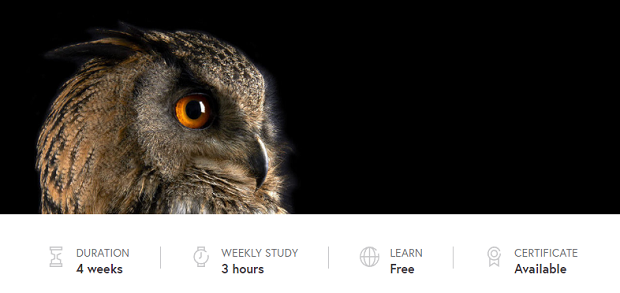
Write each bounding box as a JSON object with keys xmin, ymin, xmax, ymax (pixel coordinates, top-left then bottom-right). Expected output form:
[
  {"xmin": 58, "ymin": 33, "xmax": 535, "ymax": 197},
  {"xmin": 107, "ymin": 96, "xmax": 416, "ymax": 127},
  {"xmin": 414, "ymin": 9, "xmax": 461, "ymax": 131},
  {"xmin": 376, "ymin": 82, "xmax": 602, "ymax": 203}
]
[{"xmin": 37, "ymin": 24, "xmax": 287, "ymax": 214}]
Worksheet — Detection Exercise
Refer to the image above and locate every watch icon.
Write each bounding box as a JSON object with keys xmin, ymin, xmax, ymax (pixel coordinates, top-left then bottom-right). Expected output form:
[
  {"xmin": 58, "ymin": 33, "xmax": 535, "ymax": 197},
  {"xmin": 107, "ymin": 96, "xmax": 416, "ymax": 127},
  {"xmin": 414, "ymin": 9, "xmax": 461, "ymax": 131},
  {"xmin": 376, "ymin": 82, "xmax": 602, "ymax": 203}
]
[{"xmin": 194, "ymin": 246, "xmax": 209, "ymax": 267}]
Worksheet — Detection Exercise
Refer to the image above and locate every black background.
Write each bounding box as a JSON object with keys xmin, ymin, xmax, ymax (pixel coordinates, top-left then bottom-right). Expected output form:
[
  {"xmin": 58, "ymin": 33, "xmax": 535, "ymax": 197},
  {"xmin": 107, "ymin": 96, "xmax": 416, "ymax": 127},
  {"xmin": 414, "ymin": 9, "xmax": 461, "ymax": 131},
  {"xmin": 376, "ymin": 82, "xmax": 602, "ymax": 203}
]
[{"xmin": 3, "ymin": 5, "xmax": 610, "ymax": 213}]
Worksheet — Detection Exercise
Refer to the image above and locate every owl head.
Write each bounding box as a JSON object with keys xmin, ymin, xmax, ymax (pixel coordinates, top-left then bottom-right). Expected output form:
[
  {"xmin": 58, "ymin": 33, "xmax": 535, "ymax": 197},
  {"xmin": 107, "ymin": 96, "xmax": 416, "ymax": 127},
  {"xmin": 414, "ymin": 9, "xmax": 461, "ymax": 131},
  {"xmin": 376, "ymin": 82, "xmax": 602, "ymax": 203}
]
[{"xmin": 37, "ymin": 23, "xmax": 288, "ymax": 213}]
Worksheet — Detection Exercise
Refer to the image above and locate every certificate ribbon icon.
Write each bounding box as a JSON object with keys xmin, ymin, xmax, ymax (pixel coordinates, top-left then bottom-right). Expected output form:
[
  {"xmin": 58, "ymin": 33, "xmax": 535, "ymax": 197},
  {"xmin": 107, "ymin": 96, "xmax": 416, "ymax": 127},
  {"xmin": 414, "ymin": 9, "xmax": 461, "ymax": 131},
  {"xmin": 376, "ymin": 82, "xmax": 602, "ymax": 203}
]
[{"xmin": 488, "ymin": 247, "xmax": 501, "ymax": 267}]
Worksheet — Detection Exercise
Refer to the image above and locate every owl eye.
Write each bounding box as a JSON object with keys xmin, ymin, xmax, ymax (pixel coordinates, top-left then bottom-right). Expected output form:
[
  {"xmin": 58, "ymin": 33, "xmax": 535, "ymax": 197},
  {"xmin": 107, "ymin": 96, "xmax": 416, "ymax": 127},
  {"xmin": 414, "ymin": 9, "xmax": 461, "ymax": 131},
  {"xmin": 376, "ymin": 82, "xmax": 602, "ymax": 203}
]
[{"xmin": 175, "ymin": 94, "xmax": 212, "ymax": 129}]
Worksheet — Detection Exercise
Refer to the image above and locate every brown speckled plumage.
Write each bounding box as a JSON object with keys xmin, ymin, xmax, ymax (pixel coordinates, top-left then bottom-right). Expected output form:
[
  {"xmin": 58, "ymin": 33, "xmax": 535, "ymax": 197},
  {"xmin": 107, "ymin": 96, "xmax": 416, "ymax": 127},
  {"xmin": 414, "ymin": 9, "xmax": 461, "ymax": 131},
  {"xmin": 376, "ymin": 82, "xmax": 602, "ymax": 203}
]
[{"xmin": 36, "ymin": 24, "xmax": 287, "ymax": 214}]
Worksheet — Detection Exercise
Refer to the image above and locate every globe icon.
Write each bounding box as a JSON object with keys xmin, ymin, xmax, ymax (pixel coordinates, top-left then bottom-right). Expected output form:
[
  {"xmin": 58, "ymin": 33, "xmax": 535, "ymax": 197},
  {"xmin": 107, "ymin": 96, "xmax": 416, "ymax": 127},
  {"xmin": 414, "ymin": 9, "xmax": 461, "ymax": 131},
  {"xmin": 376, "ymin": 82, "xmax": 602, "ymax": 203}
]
[{"xmin": 360, "ymin": 247, "xmax": 379, "ymax": 267}]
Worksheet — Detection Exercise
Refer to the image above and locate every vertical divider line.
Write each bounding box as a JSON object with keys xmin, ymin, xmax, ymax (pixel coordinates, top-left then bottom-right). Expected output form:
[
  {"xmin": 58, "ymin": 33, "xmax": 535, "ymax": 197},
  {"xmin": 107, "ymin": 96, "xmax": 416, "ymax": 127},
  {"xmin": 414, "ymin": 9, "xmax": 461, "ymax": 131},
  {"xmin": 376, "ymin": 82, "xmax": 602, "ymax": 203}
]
[{"xmin": 160, "ymin": 246, "xmax": 162, "ymax": 269}]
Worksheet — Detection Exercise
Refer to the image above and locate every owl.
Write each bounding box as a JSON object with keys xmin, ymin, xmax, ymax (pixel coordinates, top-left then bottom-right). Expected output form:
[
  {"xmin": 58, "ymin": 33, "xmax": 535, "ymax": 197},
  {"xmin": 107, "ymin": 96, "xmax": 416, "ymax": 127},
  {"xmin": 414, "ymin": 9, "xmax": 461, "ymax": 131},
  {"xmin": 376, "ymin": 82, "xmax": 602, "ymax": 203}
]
[{"xmin": 36, "ymin": 24, "xmax": 288, "ymax": 214}]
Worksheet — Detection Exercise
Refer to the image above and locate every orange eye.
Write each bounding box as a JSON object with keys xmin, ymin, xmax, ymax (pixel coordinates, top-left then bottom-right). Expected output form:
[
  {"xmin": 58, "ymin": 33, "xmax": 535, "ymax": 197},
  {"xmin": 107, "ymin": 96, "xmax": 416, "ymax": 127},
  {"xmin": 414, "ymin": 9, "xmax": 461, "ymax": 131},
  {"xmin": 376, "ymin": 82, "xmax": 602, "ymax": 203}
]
[{"xmin": 175, "ymin": 94, "xmax": 212, "ymax": 129}]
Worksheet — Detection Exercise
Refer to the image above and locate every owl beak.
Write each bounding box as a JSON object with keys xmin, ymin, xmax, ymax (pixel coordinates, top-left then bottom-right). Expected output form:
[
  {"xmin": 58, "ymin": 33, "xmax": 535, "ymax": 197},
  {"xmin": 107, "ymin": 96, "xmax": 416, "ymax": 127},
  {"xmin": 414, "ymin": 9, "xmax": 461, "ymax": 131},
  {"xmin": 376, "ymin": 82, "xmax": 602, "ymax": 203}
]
[{"xmin": 250, "ymin": 136, "xmax": 270, "ymax": 191}]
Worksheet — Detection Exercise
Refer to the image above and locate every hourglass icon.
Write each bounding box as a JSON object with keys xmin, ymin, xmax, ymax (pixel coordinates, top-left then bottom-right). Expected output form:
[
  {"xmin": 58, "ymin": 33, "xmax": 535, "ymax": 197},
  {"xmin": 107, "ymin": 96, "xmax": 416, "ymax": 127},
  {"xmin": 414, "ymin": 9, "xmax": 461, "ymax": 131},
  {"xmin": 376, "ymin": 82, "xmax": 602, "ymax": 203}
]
[{"xmin": 50, "ymin": 246, "xmax": 63, "ymax": 267}]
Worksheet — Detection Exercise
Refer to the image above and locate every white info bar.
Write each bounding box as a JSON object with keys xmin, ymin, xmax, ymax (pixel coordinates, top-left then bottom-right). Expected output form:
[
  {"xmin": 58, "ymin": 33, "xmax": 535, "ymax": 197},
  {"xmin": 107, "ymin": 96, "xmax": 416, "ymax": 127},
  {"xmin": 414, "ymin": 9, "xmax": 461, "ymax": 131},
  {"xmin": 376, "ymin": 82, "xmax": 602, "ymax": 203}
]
[{"xmin": 0, "ymin": 215, "xmax": 618, "ymax": 292}]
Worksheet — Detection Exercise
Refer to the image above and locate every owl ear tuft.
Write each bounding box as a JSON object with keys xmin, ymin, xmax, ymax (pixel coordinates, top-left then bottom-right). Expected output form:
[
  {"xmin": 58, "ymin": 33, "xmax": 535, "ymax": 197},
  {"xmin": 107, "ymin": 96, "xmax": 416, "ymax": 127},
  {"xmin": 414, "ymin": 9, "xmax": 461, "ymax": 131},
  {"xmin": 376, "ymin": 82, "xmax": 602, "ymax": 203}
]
[{"xmin": 45, "ymin": 23, "xmax": 149, "ymax": 62}]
